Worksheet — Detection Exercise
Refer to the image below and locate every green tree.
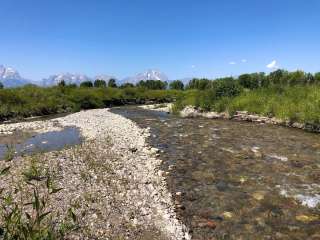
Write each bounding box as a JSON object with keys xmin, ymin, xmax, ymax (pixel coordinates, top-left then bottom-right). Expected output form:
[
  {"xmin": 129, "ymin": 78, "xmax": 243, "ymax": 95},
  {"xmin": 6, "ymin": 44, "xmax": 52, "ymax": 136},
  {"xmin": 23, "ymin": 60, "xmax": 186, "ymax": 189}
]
[
  {"xmin": 306, "ymin": 73, "xmax": 315, "ymax": 84},
  {"xmin": 269, "ymin": 69, "xmax": 287, "ymax": 85},
  {"xmin": 288, "ymin": 70, "xmax": 306, "ymax": 86},
  {"xmin": 315, "ymin": 72, "xmax": 320, "ymax": 84},
  {"xmin": 67, "ymin": 83, "xmax": 78, "ymax": 88},
  {"xmin": 58, "ymin": 80, "xmax": 66, "ymax": 87},
  {"xmin": 186, "ymin": 78, "xmax": 211, "ymax": 90},
  {"xmin": 0, "ymin": 82, "xmax": 3, "ymax": 89},
  {"xmin": 94, "ymin": 79, "xmax": 107, "ymax": 88},
  {"xmin": 108, "ymin": 78, "xmax": 117, "ymax": 88},
  {"xmin": 80, "ymin": 81, "xmax": 93, "ymax": 88},
  {"xmin": 120, "ymin": 83, "xmax": 135, "ymax": 88},
  {"xmin": 238, "ymin": 74, "xmax": 259, "ymax": 89},
  {"xmin": 137, "ymin": 80, "xmax": 167, "ymax": 90},
  {"xmin": 169, "ymin": 80, "xmax": 184, "ymax": 90},
  {"xmin": 215, "ymin": 78, "xmax": 242, "ymax": 98}
]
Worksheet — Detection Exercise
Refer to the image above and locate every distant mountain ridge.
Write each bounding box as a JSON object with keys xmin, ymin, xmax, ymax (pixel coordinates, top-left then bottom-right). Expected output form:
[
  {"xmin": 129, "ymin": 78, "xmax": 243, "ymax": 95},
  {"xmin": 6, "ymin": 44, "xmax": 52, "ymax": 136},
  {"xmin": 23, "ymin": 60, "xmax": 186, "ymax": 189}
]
[
  {"xmin": 0, "ymin": 65, "xmax": 30, "ymax": 87},
  {"xmin": 0, "ymin": 64, "xmax": 191, "ymax": 88},
  {"xmin": 121, "ymin": 69, "xmax": 169, "ymax": 84},
  {"xmin": 41, "ymin": 73, "xmax": 115, "ymax": 86}
]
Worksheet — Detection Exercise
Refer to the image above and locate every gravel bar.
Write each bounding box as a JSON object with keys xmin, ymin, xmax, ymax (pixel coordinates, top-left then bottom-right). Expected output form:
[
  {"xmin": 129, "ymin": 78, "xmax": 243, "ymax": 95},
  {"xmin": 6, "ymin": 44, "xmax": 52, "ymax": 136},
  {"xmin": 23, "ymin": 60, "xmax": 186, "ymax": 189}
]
[{"xmin": 0, "ymin": 109, "xmax": 190, "ymax": 240}]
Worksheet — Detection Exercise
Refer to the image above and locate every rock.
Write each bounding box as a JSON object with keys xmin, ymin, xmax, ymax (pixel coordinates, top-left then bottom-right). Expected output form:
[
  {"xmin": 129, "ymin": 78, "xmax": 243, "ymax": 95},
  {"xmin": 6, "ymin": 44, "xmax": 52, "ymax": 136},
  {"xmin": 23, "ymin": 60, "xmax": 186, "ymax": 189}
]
[
  {"xmin": 157, "ymin": 170, "xmax": 164, "ymax": 177},
  {"xmin": 295, "ymin": 214, "xmax": 319, "ymax": 223},
  {"xmin": 239, "ymin": 176, "xmax": 247, "ymax": 184},
  {"xmin": 216, "ymin": 181, "xmax": 229, "ymax": 192},
  {"xmin": 198, "ymin": 219, "xmax": 217, "ymax": 229},
  {"xmin": 252, "ymin": 191, "xmax": 265, "ymax": 201},
  {"xmin": 180, "ymin": 106, "xmax": 201, "ymax": 118},
  {"xmin": 310, "ymin": 234, "xmax": 320, "ymax": 240},
  {"xmin": 176, "ymin": 204, "xmax": 186, "ymax": 210},
  {"xmin": 222, "ymin": 211, "xmax": 233, "ymax": 219},
  {"xmin": 129, "ymin": 147, "xmax": 138, "ymax": 153},
  {"xmin": 168, "ymin": 165, "xmax": 175, "ymax": 170},
  {"xmin": 150, "ymin": 147, "xmax": 160, "ymax": 154}
]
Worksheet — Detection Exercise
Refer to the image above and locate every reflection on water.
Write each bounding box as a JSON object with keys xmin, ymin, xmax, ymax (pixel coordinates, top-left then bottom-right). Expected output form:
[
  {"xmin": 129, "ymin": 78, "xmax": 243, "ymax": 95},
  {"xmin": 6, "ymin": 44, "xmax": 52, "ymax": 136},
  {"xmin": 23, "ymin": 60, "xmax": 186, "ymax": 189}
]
[
  {"xmin": 112, "ymin": 107, "xmax": 320, "ymax": 240},
  {"xmin": 0, "ymin": 127, "xmax": 82, "ymax": 159}
]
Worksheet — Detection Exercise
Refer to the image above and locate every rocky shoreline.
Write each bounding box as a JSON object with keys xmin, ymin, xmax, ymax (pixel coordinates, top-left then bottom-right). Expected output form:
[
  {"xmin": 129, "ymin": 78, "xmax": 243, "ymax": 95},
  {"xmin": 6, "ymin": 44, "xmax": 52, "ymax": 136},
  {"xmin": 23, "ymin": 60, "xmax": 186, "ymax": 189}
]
[
  {"xmin": 0, "ymin": 109, "xmax": 191, "ymax": 239},
  {"xmin": 179, "ymin": 106, "xmax": 320, "ymax": 133},
  {"xmin": 139, "ymin": 103, "xmax": 320, "ymax": 133}
]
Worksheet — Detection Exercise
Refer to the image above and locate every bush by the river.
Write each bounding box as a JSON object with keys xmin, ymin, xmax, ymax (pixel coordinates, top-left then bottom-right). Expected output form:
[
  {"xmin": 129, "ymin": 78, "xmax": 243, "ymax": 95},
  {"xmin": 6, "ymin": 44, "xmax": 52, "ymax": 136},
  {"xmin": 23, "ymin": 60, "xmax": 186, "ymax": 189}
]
[{"xmin": 174, "ymin": 78, "xmax": 320, "ymax": 125}]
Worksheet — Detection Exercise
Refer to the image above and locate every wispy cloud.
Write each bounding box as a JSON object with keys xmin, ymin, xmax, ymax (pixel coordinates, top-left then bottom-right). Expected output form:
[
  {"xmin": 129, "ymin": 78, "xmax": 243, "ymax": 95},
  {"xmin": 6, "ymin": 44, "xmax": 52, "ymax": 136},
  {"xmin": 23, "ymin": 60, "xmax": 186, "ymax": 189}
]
[
  {"xmin": 191, "ymin": 65, "xmax": 196, "ymax": 69},
  {"xmin": 241, "ymin": 59, "xmax": 247, "ymax": 63},
  {"xmin": 229, "ymin": 61, "xmax": 236, "ymax": 65},
  {"xmin": 266, "ymin": 60, "xmax": 278, "ymax": 69}
]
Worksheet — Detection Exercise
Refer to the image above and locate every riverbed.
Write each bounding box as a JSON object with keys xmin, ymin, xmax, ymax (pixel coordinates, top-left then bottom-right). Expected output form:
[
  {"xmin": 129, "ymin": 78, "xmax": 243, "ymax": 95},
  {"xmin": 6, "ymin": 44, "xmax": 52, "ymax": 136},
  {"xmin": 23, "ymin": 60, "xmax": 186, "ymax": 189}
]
[
  {"xmin": 112, "ymin": 106, "xmax": 320, "ymax": 240},
  {"xmin": 1, "ymin": 106, "xmax": 320, "ymax": 239}
]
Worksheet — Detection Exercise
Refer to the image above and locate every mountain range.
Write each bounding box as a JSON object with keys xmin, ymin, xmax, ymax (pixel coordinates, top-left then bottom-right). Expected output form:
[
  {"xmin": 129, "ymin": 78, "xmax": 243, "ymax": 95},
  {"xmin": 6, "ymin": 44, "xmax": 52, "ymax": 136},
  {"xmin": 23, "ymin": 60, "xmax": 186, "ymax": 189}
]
[
  {"xmin": 41, "ymin": 73, "xmax": 116, "ymax": 86},
  {"xmin": 0, "ymin": 65, "xmax": 191, "ymax": 87}
]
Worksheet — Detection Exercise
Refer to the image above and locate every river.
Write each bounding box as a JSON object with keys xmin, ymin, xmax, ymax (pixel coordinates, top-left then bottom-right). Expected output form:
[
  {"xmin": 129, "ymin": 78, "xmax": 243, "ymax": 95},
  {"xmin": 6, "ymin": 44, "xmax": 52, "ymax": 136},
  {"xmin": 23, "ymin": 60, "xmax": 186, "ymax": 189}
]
[{"xmin": 112, "ymin": 106, "xmax": 320, "ymax": 240}]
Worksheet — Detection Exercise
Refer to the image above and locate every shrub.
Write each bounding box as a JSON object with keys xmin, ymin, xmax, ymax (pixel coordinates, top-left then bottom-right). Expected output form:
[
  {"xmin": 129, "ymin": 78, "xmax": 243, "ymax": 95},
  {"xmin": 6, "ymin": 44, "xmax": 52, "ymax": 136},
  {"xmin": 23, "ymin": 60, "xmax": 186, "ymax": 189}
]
[
  {"xmin": 94, "ymin": 79, "xmax": 106, "ymax": 88},
  {"xmin": 107, "ymin": 79, "xmax": 117, "ymax": 88},
  {"xmin": 169, "ymin": 80, "xmax": 184, "ymax": 90},
  {"xmin": 136, "ymin": 80, "xmax": 168, "ymax": 90},
  {"xmin": 80, "ymin": 81, "xmax": 93, "ymax": 88}
]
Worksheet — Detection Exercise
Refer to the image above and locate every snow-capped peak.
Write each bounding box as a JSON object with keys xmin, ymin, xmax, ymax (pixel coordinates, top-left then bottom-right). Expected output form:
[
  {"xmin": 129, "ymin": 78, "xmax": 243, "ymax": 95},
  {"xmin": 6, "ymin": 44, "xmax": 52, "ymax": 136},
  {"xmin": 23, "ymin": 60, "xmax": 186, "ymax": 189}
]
[
  {"xmin": 0, "ymin": 65, "xmax": 30, "ymax": 87},
  {"xmin": 41, "ymin": 73, "xmax": 117, "ymax": 86},
  {"xmin": 122, "ymin": 69, "xmax": 169, "ymax": 84},
  {"xmin": 42, "ymin": 73, "xmax": 92, "ymax": 86},
  {"xmin": 0, "ymin": 65, "xmax": 22, "ymax": 80}
]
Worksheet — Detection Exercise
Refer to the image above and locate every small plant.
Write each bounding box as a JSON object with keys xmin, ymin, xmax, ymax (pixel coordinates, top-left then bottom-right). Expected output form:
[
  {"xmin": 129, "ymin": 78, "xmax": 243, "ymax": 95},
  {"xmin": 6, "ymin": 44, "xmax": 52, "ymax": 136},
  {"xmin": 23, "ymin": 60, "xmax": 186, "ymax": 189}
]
[
  {"xmin": 22, "ymin": 157, "xmax": 45, "ymax": 182},
  {"xmin": 0, "ymin": 157, "xmax": 76, "ymax": 239},
  {"xmin": 0, "ymin": 184, "xmax": 66, "ymax": 240},
  {"xmin": 4, "ymin": 145, "xmax": 15, "ymax": 162}
]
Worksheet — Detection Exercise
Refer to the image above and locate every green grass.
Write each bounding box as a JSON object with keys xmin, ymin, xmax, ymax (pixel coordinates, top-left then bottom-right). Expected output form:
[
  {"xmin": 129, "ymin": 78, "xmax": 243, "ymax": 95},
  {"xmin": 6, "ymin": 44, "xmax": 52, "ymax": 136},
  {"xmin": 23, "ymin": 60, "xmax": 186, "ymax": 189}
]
[
  {"xmin": 174, "ymin": 85, "xmax": 320, "ymax": 125},
  {"xmin": 0, "ymin": 85, "xmax": 182, "ymax": 121},
  {"xmin": 228, "ymin": 85, "xmax": 320, "ymax": 124}
]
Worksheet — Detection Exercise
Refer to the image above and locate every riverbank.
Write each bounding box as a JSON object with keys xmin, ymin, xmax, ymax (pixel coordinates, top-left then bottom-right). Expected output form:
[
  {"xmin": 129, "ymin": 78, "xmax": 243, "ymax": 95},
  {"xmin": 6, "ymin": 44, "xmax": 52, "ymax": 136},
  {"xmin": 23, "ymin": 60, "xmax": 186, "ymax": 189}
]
[
  {"xmin": 177, "ymin": 106, "xmax": 320, "ymax": 133},
  {"xmin": 139, "ymin": 103, "xmax": 320, "ymax": 133},
  {"xmin": 0, "ymin": 109, "xmax": 190, "ymax": 239},
  {"xmin": 172, "ymin": 85, "xmax": 320, "ymax": 132}
]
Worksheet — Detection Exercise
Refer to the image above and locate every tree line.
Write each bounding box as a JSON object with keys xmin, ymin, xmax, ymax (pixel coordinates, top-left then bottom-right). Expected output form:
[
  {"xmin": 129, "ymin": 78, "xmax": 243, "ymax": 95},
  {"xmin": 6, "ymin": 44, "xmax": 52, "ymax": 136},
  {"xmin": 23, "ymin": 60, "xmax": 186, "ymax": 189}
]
[
  {"xmin": 75, "ymin": 70, "xmax": 320, "ymax": 91},
  {"xmin": 1, "ymin": 69, "xmax": 320, "ymax": 91}
]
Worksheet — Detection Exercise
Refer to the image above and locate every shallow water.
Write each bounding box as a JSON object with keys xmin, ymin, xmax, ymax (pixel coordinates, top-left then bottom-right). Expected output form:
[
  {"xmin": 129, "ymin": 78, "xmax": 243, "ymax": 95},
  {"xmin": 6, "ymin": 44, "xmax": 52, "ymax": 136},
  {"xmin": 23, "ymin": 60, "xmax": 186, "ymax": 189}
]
[
  {"xmin": 0, "ymin": 127, "xmax": 82, "ymax": 160},
  {"xmin": 112, "ymin": 107, "xmax": 320, "ymax": 240}
]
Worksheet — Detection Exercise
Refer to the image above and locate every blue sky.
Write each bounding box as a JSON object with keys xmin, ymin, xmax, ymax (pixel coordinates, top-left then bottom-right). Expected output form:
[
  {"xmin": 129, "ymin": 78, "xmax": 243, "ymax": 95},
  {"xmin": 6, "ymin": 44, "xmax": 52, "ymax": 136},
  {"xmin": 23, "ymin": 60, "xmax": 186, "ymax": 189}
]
[{"xmin": 1, "ymin": 0, "xmax": 320, "ymax": 81}]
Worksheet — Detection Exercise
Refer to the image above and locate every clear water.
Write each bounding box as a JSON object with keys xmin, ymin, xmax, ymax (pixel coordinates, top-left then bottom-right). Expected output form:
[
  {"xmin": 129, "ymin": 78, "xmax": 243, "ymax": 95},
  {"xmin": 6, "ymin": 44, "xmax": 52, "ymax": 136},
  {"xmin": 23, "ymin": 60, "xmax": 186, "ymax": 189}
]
[
  {"xmin": 0, "ymin": 127, "xmax": 82, "ymax": 160},
  {"xmin": 112, "ymin": 107, "xmax": 320, "ymax": 240}
]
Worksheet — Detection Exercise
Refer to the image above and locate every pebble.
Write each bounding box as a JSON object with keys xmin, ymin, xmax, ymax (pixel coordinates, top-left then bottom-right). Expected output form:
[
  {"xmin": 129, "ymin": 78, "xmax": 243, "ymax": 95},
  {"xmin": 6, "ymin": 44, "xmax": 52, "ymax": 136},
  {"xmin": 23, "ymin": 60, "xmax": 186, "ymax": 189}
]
[
  {"xmin": 197, "ymin": 219, "xmax": 217, "ymax": 229},
  {"xmin": 252, "ymin": 191, "xmax": 265, "ymax": 201},
  {"xmin": 295, "ymin": 214, "xmax": 319, "ymax": 223},
  {"xmin": 222, "ymin": 211, "xmax": 233, "ymax": 219}
]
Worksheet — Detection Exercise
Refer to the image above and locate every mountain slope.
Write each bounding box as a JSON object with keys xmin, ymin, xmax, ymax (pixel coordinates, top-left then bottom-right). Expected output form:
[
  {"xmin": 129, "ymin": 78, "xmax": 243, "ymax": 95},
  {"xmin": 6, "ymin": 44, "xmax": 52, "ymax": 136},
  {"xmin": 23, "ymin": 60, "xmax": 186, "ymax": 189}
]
[
  {"xmin": 42, "ymin": 73, "xmax": 92, "ymax": 86},
  {"xmin": 0, "ymin": 65, "xmax": 30, "ymax": 87},
  {"xmin": 42, "ymin": 73, "xmax": 117, "ymax": 86},
  {"xmin": 122, "ymin": 70, "xmax": 169, "ymax": 84}
]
